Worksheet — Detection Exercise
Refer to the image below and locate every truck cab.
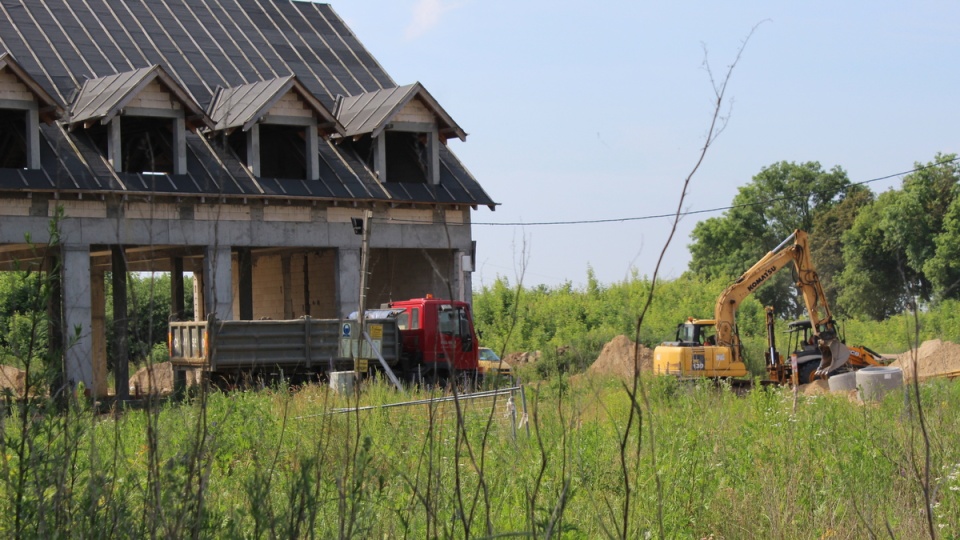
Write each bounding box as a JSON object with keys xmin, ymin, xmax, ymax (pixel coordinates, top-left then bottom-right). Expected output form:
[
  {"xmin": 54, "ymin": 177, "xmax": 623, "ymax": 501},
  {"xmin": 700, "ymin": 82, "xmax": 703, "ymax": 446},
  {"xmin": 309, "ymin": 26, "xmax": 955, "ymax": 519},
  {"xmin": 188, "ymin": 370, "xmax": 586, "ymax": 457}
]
[{"xmin": 385, "ymin": 296, "xmax": 479, "ymax": 380}]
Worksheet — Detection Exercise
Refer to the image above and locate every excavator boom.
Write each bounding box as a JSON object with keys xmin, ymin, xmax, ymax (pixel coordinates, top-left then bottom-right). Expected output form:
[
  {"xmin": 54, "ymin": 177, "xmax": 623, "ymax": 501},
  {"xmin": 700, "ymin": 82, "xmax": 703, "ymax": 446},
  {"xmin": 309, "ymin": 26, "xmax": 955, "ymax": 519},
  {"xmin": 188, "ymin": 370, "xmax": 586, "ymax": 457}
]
[{"xmin": 654, "ymin": 229, "xmax": 861, "ymax": 381}]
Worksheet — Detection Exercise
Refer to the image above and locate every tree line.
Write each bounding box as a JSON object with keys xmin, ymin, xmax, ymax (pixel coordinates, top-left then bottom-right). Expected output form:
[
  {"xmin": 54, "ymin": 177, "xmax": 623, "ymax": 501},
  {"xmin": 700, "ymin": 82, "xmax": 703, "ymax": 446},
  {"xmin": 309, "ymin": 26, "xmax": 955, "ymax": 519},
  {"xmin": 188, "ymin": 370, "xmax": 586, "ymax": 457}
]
[
  {"xmin": 0, "ymin": 271, "xmax": 192, "ymax": 372},
  {"xmin": 688, "ymin": 153, "xmax": 960, "ymax": 320},
  {"xmin": 473, "ymin": 153, "xmax": 960, "ymax": 373}
]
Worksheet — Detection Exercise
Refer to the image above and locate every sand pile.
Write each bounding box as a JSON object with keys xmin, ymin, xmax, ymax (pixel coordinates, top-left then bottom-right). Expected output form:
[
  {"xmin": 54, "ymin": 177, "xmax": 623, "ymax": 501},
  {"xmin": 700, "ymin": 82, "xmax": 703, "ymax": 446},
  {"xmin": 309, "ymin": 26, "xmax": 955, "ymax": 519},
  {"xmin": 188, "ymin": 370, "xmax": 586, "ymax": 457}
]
[
  {"xmin": 0, "ymin": 365, "xmax": 26, "ymax": 396},
  {"xmin": 130, "ymin": 362, "xmax": 205, "ymax": 396},
  {"xmin": 503, "ymin": 351, "xmax": 541, "ymax": 365},
  {"xmin": 588, "ymin": 335, "xmax": 652, "ymax": 380},
  {"xmin": 889, "ymin": 339, "xmax": 960, "ymax": 381},
  {"xmin": 799, "ymin": 379, "xmax": 831, "ymax": 395}
]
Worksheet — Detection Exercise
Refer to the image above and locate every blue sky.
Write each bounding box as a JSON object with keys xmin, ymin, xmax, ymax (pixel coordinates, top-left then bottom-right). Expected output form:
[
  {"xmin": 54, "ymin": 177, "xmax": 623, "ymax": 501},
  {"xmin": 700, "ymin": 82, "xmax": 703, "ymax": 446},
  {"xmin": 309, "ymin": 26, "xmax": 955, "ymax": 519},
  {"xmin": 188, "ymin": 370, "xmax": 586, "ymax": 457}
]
[{"xmin": 332, "ymin": 1, "xmax": 959, "ymax": 289}]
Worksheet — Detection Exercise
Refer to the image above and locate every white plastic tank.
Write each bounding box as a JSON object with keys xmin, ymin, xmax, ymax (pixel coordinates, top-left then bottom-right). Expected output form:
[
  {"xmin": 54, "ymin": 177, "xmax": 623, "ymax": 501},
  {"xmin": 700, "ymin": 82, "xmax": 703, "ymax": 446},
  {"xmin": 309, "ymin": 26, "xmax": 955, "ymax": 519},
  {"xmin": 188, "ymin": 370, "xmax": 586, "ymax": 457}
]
[
  {"xmin": 856, "ymin": 366, "xmax": 903, "ymax": 402},
  {"xmin": 828, "ymin": 371, "xmax": 858, "ymax": 393}
]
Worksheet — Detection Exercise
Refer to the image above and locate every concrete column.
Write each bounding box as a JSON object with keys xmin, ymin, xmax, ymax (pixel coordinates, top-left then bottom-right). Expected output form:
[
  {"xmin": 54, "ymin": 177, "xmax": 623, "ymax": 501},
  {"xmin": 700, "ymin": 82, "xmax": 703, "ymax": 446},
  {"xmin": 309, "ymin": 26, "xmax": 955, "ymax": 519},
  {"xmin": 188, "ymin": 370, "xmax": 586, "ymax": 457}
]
[
  {"xmin": 193, "ymin": 267, "xmax": 205, "ymax": 321},
  {"xmin": 26, "ymin": 104, "xmax": 40, "ymax": 170},
  {"xmin": 337, "ymin": 248, "xmax": 361, "ymax": 318},
  {"xmin": 307, "ymin": 124, "xmax": 319, "ymax": 180},
  {"xmin": 61, "ymin": 244, "xmax": 93, "ymax": 392},
  {"xmin": 246, "ymin": 124, "xmax": 260, "ymax": 177},
  {"xmin": 170, "ymin": 257, "xmax": 185, "ymax": 320},
  {"xmin": 238, "ymin": 248, "xmax": 253, "ymax": 320},
  {"xmin": 108, "ymin": 116, "xmax": 122, "ymax": 172},
  {"xmin": 204, "ymin": 244, "xmax": 233, "ymax": 320},
  {"xmin": 281, "ymin": 254, "xmax": 293, "ymax": 318},
  {"xmin": 429, "ymin": 129, "xmax": 439, "ymax": 185},
  {"xmin": 90, "ymin": 269, "xmax": 108, "ymax": 398},
  {"xmin": 111, "ymin": 246, "xmax": 129, "ymax": 400},
  {"xmin": 173, "ymin": 115, "xmax": 187, "ymax": 175}
]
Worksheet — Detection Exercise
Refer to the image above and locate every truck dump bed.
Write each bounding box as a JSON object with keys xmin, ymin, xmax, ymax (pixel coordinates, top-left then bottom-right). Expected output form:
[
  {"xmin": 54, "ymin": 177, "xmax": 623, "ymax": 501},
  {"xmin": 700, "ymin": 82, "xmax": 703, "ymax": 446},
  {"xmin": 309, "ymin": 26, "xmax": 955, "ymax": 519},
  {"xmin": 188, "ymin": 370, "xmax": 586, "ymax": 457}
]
[{"xmin": 169, "ymin": 317, "xmax": 401, "ymax": 373}]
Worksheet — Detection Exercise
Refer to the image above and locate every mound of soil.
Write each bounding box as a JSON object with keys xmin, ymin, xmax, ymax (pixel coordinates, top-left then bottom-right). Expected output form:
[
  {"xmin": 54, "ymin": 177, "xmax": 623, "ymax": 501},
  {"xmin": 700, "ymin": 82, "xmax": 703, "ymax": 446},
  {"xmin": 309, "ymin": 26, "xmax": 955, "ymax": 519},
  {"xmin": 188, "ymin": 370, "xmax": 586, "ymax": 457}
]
[
  {"xmin": 0, "ymin": 365, "xmax": 26, "ymax": 396},
  {"xmin": 503, "ymin": 351, "xmax": 541, "ymax": 365},
  {"xmin": 129, "ymin": 362, "xmax": 195, "ymax": 396},
  {"xmin": 888, "ymin": 339, "xmax": 960, "ymax": 381},
  {"xmin": 799, "ymin": 379, "xmax": 831, "ymax": 396},
  {"xmin": 587, "ymin": 335, "xmax": 652, "ymax": 380}
]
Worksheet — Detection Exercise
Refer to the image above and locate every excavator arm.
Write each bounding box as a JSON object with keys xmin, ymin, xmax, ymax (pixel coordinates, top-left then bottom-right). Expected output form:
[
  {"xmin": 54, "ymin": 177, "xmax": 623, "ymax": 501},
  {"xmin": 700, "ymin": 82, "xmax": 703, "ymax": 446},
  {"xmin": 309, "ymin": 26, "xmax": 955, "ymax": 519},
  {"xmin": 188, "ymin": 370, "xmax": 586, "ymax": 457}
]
[{"xmin": 713, "ymin": 230, "xmax": 847, "ymax": 376}]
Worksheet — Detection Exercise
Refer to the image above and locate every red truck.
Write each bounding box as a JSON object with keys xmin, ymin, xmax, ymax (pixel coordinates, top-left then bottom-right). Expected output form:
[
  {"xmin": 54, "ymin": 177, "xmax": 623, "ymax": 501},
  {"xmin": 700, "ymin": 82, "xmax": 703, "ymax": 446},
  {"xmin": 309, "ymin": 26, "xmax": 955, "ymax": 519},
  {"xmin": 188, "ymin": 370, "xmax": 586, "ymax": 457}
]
[
  {"xmin": 385, "ymin": 296, "xmax": 479, "ymax": 383},
  {"xmin": 168, "ymin": 296, "xmax": 479, "ymax": 386}
]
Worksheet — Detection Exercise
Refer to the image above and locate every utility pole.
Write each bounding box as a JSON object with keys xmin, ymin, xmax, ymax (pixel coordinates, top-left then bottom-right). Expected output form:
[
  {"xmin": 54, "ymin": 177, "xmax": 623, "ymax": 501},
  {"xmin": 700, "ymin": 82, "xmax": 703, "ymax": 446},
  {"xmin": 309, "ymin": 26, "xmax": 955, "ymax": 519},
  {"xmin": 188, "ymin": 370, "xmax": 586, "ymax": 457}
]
[{"xmin": 356, "ymin": 210, "xmax": 372, "ymax": 372}]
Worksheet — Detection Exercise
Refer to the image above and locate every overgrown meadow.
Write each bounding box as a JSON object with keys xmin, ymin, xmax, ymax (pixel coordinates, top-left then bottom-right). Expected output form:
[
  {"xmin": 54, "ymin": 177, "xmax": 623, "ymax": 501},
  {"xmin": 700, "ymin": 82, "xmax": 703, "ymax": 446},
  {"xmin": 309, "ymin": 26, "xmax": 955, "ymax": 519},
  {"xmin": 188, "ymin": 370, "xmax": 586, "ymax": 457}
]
[{"xmin": 1, "ymin": 369, "xmax": 958, "ymax": 538}]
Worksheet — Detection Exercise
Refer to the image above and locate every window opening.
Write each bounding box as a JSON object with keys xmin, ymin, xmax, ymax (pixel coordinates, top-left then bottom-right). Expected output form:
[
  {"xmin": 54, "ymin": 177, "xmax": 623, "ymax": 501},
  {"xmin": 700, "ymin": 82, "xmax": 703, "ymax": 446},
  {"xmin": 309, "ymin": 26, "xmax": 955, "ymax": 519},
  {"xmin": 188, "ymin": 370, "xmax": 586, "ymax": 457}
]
[
  {"xmin": 259, "ymin": 124, "xmax": 306, "ymax": 179},
  {"xmin": 385, "ymin": 131, "xmax": 428, "ymax": 183},
  {"xmin": 225, "ymin": 130, "xmax": 247, "ymax": 165},
  {"xmin": 0, "ymin": 109, "xmax": 27, "ymax": 169},
  {"xmin": 122, "ymin": 116, "xmax": 174, "ymax": 174}
]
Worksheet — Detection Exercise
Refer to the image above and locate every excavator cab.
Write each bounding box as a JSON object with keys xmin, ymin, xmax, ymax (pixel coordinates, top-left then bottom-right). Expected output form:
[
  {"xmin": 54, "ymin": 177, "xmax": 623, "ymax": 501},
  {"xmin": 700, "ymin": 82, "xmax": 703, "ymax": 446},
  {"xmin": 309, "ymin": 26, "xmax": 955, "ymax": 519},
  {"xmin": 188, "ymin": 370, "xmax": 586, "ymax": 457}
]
[
  {"xmin": 653, "ymin": 318, "xmax": 748, "ymax": 378},
  {"xmin": 785, "ymin": 319, "xmax": 827, "ymax": 384},
  {"xmin": 674, "ymin": 320, "xmax": 714, "ymax": 346}
]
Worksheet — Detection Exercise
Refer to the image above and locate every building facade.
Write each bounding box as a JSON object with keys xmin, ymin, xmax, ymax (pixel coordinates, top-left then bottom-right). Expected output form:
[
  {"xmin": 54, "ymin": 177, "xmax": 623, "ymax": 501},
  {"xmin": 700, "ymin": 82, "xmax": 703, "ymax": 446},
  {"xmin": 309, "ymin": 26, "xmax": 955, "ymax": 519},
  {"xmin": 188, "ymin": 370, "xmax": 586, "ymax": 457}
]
[{"xmin": 0, "ymin": 1, "xmax": 495, "ymax": 396}]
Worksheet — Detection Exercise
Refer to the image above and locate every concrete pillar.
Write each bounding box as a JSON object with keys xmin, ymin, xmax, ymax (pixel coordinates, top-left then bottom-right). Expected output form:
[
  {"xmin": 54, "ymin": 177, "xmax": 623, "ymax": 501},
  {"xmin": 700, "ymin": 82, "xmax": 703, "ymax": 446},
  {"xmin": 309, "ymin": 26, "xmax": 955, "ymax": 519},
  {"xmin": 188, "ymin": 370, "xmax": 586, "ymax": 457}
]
[
  {"xmin": 26, "ymin": 103, "xmax": 40, "ymax": 170},
  {"xmin": 246, "ymin": 124, "xmax": 260, "ymax": 177},
  {"xmin": 238, "ymin": 248, "xmax": 253, "ymax": 320},
  {"xmin": 204, "ymin": 245, "xmax": 233, "ymax": 320},
  {"xmin": 111, "ymin": 246, "xmax": 129, "ymax": 400},
  {"xmin": 307, "ymin": 124, "xmax": 319, "ymax": 180},
  {"xmin": 61, "ymin": 244, "xmax": 93, "ymax": 392},
  {"xmin": 170, "ymin": 257, "xmax": 185, "ymax": 320},
  {"xmin": 173, "ymin": 115, "xmax": 187, "ymax": 175},
  {"xmin": 337, "ymin": 248, "xmax": 361, "ymax": 318},
  {"xmin": 193, "ymin": 267, "xmax": 205, "ymax": 321},
  {"xmin": 90, "ymin": 269, "xmax": 108, "ymax": 398},
  {"xmin": 108, "ymin": 116, "xmax": 122, "ymax": 172},
  {"xmin": 281, "ymin": 253, "xmax": 293, "ymax": 319}
]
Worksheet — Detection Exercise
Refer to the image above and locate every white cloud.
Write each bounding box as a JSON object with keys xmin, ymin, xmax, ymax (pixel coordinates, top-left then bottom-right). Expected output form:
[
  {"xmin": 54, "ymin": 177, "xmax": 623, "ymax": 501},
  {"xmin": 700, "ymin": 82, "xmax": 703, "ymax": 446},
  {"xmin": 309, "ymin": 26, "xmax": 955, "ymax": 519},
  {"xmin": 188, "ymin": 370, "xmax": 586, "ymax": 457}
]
[{"xmin": 405, "ymin": 0, "xmax": 456, "ymax": 40}]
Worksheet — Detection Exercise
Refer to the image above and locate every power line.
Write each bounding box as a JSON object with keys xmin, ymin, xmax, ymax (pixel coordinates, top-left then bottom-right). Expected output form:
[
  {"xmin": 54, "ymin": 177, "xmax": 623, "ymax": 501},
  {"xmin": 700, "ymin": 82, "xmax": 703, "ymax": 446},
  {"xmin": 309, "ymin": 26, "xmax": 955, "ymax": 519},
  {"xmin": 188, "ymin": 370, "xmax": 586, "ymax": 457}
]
[{"xmin": 461, "ymin": 156, "xmax": 960, "ymax": 227}]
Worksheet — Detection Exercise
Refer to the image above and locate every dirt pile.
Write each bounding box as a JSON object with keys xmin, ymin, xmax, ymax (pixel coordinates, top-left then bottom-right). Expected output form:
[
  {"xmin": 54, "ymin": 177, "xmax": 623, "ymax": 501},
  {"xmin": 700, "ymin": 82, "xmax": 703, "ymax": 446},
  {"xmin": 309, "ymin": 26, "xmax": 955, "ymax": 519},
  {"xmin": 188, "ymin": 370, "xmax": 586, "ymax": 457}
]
[
  {"xmin": 889, "ymin": 339, "xmax": 960, "ymax": 381},
  {"xmin": 587, "ymin": 335, "xmax": 652, "ymax": 380},
  {"xmin": 503, "ymin": 351, "xmax": 541, "ymax": 365},
  {"xmin": 130, "ymin": 362, "xmax": 192, "ymax": 396},
  {"xmin": 0, "ymin": 365, "xmax": 26, "ymax": 396}
]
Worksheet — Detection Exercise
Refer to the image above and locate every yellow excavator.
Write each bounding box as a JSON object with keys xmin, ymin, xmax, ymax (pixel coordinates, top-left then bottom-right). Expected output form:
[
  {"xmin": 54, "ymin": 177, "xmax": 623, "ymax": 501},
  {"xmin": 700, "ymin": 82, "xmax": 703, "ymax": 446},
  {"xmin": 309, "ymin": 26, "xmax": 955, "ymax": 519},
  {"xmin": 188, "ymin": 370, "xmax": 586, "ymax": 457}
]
[{"xmin": 654, "ymin": 229, "xmax": 883, "ymax": 383}]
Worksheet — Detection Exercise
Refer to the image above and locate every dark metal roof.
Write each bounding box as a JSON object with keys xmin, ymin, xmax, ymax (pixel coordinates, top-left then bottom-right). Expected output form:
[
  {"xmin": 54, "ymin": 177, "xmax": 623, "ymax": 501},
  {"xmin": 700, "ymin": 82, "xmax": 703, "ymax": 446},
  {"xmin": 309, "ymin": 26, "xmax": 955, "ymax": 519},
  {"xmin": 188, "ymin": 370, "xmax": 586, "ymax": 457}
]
[
  {"xmin": 68, "ymin": 65, "xmax": 211, "ymax": 130},
  {"xmin": 0, "ymin": 52, "xmax": 64, "ymax": 122},
  {"xmin": 0, "ymin": 0, "xmax": 495, "ymax": 208},
  {"xmin": 208, "ymin": 75, "xmax": 344, "ymax": 135},
  {"xmin": 335, "ymin": 82, "xmax": 467, "ymax": 141}
]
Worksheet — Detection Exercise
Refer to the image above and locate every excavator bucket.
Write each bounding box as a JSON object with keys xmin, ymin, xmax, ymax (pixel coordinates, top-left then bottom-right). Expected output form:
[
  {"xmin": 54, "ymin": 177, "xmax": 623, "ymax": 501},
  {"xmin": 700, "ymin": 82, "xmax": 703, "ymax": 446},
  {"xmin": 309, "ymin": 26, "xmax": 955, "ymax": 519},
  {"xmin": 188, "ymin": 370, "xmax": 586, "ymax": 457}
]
[{"xmin": 816, "ymin": 338, "xmax": 851, "ymax": 376}]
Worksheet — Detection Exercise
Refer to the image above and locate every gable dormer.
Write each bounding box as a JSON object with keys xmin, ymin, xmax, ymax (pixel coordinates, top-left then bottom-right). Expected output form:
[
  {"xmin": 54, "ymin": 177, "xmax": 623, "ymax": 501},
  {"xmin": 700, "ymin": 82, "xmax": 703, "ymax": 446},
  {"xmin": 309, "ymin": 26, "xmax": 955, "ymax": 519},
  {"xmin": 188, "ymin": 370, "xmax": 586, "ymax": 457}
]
[
  {"xmin": 66, "ymin": 65, "xmax": 211, "ymax": 175},
  {"xmin": 207, "ymin": 76, "xmax": 343, "ymax": 180},
  {"xmin": 334, "ymin": 83, "xmax": 467, "ymax": 185},
  {"xmin": 0, "ymin": 53, "xmax": 63, "ymax": 170}
]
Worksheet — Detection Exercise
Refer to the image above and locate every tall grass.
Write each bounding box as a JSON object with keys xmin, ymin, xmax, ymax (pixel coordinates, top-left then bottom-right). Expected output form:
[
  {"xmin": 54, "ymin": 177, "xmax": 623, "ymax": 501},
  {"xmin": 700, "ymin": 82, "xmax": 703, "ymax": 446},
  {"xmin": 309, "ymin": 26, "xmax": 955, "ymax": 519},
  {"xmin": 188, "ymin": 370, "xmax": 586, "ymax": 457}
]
[{"xmin": 2, "ymin": 375, "xmax": 958, "ymax": 538}]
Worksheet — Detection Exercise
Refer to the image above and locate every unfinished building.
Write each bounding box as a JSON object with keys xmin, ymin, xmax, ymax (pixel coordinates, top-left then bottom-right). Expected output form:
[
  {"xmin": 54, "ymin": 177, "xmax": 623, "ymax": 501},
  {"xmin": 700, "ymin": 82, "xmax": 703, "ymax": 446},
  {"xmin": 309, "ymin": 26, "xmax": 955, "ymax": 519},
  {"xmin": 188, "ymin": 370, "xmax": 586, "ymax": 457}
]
[{"xmin": 0, "ymin": 1, "xmax": 496, "ymax": 396}]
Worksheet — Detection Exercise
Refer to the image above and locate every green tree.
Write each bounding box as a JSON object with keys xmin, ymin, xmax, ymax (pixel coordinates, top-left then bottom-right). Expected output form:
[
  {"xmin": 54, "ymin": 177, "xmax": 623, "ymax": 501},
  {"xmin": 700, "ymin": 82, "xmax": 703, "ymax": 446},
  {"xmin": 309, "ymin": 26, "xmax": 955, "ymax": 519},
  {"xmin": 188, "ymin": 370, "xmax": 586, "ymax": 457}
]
[
  {"xmin": 925, "ymin": 193, "xmax": 960, "ymax": 299},
  {"xmin": 836, "ymin": 191, "xmax": 913, "ymax": 319},
  {"xmin": 837, "ymin": 154, "xmax": 959, "ymax": 318},
  {"xmin": 809, "ymin": 185, "xmax": 875, "ymax": 313},
  {"xmin": 688, "ymin": 161, "xmax": 857, "ymax": 317}
]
